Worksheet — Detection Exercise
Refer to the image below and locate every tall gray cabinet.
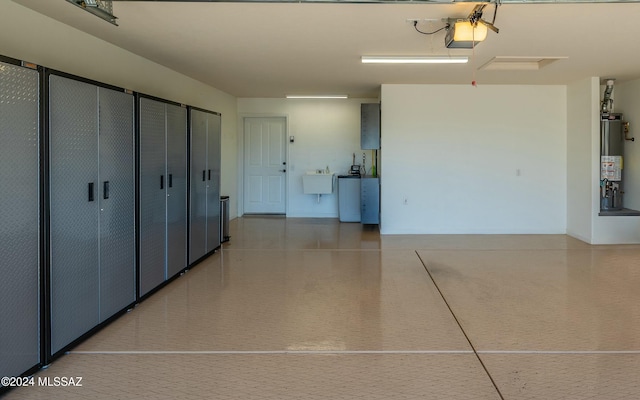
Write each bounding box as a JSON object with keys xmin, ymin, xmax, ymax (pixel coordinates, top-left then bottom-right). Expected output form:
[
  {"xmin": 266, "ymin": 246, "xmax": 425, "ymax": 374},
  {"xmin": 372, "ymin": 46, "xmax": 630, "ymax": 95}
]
[
  {"xmin": 0, "ymin": 59, "xmax": 40, "ymax": 380},
  {"xmin": 49, "ymin": 74, "xmax": 135, "ymax": 355},
  {"xmin": 361, "ymin": 177, "xmax": 380, "ymax": 224},
  {"xmin": 139, "ymin": 96, "xmax": 188, "ymax": 296},
  {"xmin": 189, "ymin": 108, "xmax": 221, "ymax": 264},
  {"xmin": 361, "ymin": 103, "xmax": 380, "ymax": 150}
]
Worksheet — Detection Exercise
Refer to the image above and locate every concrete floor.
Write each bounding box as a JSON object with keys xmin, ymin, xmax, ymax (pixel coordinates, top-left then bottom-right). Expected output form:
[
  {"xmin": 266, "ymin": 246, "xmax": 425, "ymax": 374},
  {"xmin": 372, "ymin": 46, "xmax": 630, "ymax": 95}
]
[{"xmin": 6, "ymin": 217, "xmax": 640, "ymax": 399}]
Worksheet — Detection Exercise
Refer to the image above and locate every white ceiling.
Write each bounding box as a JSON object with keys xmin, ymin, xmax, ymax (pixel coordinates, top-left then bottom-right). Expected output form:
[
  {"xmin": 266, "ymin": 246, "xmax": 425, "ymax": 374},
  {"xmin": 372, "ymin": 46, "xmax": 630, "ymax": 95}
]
[{"xmin": 12, "ymin": 0, "xmax": 640, "ymax": 98}]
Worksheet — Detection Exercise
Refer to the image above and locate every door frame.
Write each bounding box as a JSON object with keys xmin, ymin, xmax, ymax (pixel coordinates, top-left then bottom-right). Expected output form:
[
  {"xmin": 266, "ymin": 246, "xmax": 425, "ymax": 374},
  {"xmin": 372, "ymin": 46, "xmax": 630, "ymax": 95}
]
[{"xmin": 238, "ymin": 114, "xmax": 289, "ymax": 217}]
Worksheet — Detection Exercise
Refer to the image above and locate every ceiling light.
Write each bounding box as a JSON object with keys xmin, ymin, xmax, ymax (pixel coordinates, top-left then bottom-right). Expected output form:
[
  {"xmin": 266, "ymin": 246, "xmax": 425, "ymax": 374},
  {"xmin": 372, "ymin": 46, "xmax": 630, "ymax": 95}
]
[
  {"xmin": 286, "ymin": 95, "xmax": 348, "ymax": 99},
  {"xmin": 361, "ymin": 56, "xmax": 468, "ymax": 64},
  {"xmin": 445, "ymin": 21, "xmax": 487, "ymax": 49},
  {"xmin": 66, "ymin": 0, "xmax": 118, "ymax": 26}
]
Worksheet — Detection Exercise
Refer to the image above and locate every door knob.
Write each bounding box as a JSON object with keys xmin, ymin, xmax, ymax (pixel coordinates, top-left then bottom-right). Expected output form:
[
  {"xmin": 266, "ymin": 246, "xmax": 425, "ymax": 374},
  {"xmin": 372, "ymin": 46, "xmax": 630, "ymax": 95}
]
[
  {"xmin": 283, "ymin": 162, "xmax": 286, "ymax": 165},
  {"xmin": 280, "ymin": 169, "xmax": 286, "ymax": 173}
]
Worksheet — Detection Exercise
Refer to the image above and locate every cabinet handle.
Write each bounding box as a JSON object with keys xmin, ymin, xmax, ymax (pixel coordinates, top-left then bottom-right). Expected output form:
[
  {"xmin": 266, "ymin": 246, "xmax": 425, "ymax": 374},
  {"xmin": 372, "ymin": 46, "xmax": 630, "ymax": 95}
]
[
  {"xmin": 169, "ymin": 174, "xmax": 173, "ymax": 188},
  {"xmin": 202, "ymin": 170, "xmax": 206, "ymax": 182},
  {"xmin": 103, "ymin": 181, "xmax": 110, "ymax": 200},
  {"xmin": 88, "ymin": 182, "xmax": 95, "ymax": 202},
  {"xmin": 208, "ymin": 169, "xmax": 211, "ymax": 181},
  {"xmin": 160, "ymin": 175, "xmax": 164, "ymax": 190}
]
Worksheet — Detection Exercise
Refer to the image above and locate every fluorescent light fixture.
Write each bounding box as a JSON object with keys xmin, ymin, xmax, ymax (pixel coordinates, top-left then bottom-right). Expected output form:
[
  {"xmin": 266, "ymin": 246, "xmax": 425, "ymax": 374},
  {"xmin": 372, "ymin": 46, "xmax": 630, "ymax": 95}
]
[
  {"xmin": 286, "ymin": 95, "xmax": 348, "ymax": 99},
  {"xmin": 361, "ymin": 56, "xmax": 468, "ymax": 64},
  {"xmin": 66, "ymin": 0, "xmax": 118, "ymax": 26},
  {"xmin": 445, "ymin": 21, "xmax": 487, "ymax": 49}
]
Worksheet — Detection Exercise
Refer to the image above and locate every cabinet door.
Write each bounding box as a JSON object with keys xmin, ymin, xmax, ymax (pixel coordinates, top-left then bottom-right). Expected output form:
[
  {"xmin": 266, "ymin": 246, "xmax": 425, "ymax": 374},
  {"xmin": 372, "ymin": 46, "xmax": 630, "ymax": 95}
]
[
  {"xmin": 361, "ymin": 177, "xmax": 380, "ymax": 224},
  {"xmin": 139, "ymin": 97, "xmax": 168, "ymax": 296},
  {"xmin": 206, "ymin": 113, "xmax": 221, "ymax": 253},
  {"xmin": 189, "ymin": 109, "xmax": 208, "ymax": 263},
  {"xmin": 98, "ymin": 87, "xmax": 135, "ymax": 319},
  {"xmin": 49, "ymin": 75, "xmax": 99, "ymax": 354},
  {"xmin": 166, "ymin": 104, "xmax": 187, "ymax": 278},
  {"xmin": 361, "ymin": 103, "xmax": 380, "ymax": 150},
  {"xmin": 0, "ymin": 61, "xmax": 40, "ymax": 378}
]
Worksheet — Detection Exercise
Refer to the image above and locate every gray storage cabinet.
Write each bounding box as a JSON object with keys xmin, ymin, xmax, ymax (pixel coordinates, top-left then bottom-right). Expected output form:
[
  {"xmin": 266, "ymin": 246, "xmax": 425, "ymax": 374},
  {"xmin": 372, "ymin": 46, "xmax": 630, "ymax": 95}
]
[
  {"xmin": 338, "ymin": 176, "xmax": 361, "ymax": 222},
  {"xmin": 361, "ymin": 103, "xmax": 380, "ymax": 150},
  {"xmin": 49, "ymin": 74, "xmax": 135, "ymax": 355},
  {"xmin": 139, "ymin": 97, "xmax": 187, "ymax": 296},
  {"xmin": 189, "ymin": 108, "xmax": 221, "ymax": 264},
  {"xmin": 0, "ymin": 60, "xmax": 40, "ymax": 380},
  {"xmin": 361, "ymin": 177, "xmax": 380, "ymax": 224}
]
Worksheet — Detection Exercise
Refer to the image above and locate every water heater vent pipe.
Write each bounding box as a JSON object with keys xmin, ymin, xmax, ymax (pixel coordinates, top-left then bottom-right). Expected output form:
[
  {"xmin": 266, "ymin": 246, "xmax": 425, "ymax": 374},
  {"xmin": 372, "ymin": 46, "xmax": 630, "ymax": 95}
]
[{"xmin": 602, "ymin": 79, "xmax": 615, "ymax": 113}]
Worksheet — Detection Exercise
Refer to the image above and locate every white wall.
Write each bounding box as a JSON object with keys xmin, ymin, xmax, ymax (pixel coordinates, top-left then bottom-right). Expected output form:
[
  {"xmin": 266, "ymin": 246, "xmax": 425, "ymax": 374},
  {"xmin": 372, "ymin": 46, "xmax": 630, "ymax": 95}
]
[
  {"xmin": 237, "ymin": 98, "xmax": 367, "ymax": 218},
  {"xmin": 0, "ymin": 1, "xmax": 238, "ymax": 218},
  {"xmin": 566, "ymin": 78, "xmax": 598, "ymax": 242},
  {"xmin": 380, "ymin": 84, "xmax": 567, "ymax": 234}
]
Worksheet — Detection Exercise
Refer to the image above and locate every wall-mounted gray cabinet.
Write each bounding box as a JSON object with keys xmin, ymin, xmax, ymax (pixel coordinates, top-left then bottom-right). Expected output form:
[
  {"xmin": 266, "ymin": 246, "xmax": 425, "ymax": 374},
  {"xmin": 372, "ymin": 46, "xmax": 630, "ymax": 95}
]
[
  {"xmin": 0, "ymin": 60, "xmax": 40, "ymax": 380},
  {"xmin": 189, "ymin": 108, "xmax": 221, "ymax": 264},
  {"xmin": 139, "ymin": 96, "xmax": 187, "ymax": 296},
  {"xmin": 361, "ymin": 103, "xmax": 380, "ymax": 150},
  {"xmin": 49, "ymin": 74, "xmax": 135, "ymax": 355}
]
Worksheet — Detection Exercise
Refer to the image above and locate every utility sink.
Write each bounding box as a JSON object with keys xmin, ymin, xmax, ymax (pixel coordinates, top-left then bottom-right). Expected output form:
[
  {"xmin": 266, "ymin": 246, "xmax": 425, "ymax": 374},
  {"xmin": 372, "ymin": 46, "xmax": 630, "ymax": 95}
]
[{"xmin": 303, "ymin": 172, "xmax": 335, "ymax": 194}]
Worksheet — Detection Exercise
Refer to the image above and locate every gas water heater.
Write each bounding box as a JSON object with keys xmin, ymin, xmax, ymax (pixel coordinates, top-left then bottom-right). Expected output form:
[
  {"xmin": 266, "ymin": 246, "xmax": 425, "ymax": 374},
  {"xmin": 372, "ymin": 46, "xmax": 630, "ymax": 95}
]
[
  {"xmin": 600, "ymin": 113, "xmax": 626, "ymax": 211},
  {"xmin": 600, "ymin": 79, "xmax": 630, "ymax": 211}
]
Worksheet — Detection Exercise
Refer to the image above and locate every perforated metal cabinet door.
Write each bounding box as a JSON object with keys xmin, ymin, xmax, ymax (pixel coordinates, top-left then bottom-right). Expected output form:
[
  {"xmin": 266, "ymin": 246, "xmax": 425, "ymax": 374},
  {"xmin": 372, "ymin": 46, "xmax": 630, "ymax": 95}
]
[
  {"xmin": 49, "ymin": 75, "xmax": 100, "ymax": 354},
  {"xmin": 361, "ymin": 177, "xmax": 380, "ymax": 224},
  {"xmin": 166, "ymin": 104, "xmax": 187, "ymax": 278},
  {"xmin": 98, "ymin": 88, "xmax": 135, "ymax": 320},
  {"xmin": 189, "ymin": 109, "xmax": 208, "ymax": 264},
  {"xmin": 139, "ymin": 97, "xmax": 167, "ymax": 296},
  {"xmin": 0, "ymin": 61, "xmax": 40, "ymax": 378},
  {"xmin": 206, "ymin": 112, "xmax": 221, "ymax": 253},
  {"xmin": 361, "ymin": 103, "xmax": 380, "ymax": 150}
]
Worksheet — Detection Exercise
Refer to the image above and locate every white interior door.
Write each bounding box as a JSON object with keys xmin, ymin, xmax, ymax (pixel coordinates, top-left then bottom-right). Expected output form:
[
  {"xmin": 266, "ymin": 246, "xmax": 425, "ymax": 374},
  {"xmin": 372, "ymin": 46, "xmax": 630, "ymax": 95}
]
[{"xmin": 244, "ymin": 117, "xmax": 286, "ymax": 214}]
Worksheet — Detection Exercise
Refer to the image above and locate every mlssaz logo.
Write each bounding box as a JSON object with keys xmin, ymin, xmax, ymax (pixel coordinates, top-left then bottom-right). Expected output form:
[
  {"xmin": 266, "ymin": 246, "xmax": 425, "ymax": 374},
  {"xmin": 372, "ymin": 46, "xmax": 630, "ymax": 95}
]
[{"xmin": 37, "ymin": 377, "xmax": 83, "ymax": 387}]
